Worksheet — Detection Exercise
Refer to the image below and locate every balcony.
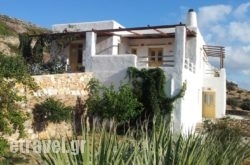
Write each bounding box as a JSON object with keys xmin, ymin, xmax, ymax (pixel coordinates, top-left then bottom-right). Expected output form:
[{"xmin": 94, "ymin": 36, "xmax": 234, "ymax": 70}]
[{"xmin": 137, "ymin": 54, "xmax": 175, "ymax": 67}]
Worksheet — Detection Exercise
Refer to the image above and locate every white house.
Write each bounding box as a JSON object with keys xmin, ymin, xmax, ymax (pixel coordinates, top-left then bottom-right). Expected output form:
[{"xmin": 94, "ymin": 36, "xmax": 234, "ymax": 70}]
[{"xmin": 49, "ymin": 9, "xmax": 226, "ymax": 132}]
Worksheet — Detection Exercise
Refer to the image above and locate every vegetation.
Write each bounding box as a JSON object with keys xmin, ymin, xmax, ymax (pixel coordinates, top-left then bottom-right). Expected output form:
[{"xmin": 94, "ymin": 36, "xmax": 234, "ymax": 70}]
[
  {"xmin": 0, "ymin": 53, "xmax": 38, "ymax": 137},
  {"xmin": 226, "ymin": 81, "xmax": 250, "ymax": 111},
  {"xmin": 127, "ymin": 67, "xmax": 186, "ymax": 118},
  {"xmin": 32, "ymin": 98, "xmax": 73, "ymax": 132},
  {"xmin": 226, "ymin": 98, "xmax": 239, "ymax": 109},
  {"xmin": 86, "ymin": 79, "xmax": 143, "ymax": 125},
  {"xmin": 0, "ymin": 137, "xmax": 9, "ymax": 157},
  {"xmin": 37, "ymin": 117, "xmax": 250, "ymax": 165},
  {"xmin": 86, "ymin": 67, "xmax": 186, "ymax": 128},
  {"xmin": 0, "ymin": 14, "xmax": 50, "ymax": 58},
  {"xmin": 227, "ymin": 80, "xmax": 238, "ymax": 91},
  {"xmin": 18, "ymin": 33, "xmax": 72, "ymax": 75},
  {"xmin": 240, "ymin": 101, "xmax": 250, "ymax": 111},
  {"xmin": 0, "ymin": 22, "xmax": 14, "ymax": 36}
]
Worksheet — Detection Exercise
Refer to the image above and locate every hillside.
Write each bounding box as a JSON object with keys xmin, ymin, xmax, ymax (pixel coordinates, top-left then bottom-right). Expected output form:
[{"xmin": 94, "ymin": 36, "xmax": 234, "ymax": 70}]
[
  {"xmin": 227, "ymin": 81, "xmax": 250, "ymax": 113},
  {"xmin": 0, "ymin": 14, "xmax": 50, "ymax": 55}
]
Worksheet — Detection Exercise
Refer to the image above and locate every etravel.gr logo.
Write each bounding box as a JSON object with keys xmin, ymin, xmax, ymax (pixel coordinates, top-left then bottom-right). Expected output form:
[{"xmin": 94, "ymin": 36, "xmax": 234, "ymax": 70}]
[{"xmin": 10, "ymin": 137, "xmax": 86, "ymax": 155}]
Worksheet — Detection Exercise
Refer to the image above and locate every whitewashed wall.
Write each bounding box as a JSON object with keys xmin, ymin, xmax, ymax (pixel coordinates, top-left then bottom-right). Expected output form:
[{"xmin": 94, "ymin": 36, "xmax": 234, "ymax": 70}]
[
  {"xmin": 90, "ymin": 54, "xmax": 137, "ymax": 87},
  {"xmin": 181, "ymin": 70, "xmax": 202, "ymax": 132},
  {"xmin": 96, "ymin": 36, "xmax": 114, "ymax": 55},
  {"xmin": 203, "ymin": 69, "xmax": 226, "ymax": 118},
  {"xmin": 52, "ymin": 20, "xmax": 123, "ymax": 32}
]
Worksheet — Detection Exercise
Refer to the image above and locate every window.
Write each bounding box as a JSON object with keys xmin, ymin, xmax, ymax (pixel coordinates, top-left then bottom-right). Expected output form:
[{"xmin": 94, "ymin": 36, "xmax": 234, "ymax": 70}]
[
  {"xmin": 204, "ymin": 93, "xmax": 214, "ymax": 106},
  {"xmin": 148, "ymin": 48, "xmax": 163, "ymax": 67},
  {"xmin": 131, "ymin": 48, "xmax": 137, "ymax": 55},
  {"xmin": 77, "ymin": 44, "xmax": 83, "ymax": 64}
]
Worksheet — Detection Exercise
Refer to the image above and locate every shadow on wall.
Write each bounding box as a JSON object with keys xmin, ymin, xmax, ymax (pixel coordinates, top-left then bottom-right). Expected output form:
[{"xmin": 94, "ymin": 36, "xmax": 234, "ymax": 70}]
[
  {"xmin": 94, "ymin": 68, "xmax": 130, "ymax": 89},
  {"xmin": 32, "ymin": 97, "xmax": 89, "ymax": 136}
]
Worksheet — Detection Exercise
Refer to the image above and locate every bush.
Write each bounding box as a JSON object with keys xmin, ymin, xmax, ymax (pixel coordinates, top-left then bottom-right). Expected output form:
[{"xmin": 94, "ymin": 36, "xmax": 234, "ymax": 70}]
[
  {"xmin": 86, "ymin": 79, "xmax": 143, "ymax": 125},
  {"xmin": 127, "ymin": 67, "xmax": 186, "ymax": 119},
  {"xmin": 0, "ymin": 22, "xmax": 14, "ymax": 36},
  {"xmin": 32, "ymin": 98, "xmax": 73, "ymax": 132},
  {"xmin": 237, "ymin": 89, "xmax": 244, "ymax": 94},
  {"xmin": 227, "ymin": 81, "xmax": 238, "ymax": 91},
  {"xmin": 0, "ymin": 53, "xmax": 37, "ymax": 137},
  {"xmin": 240, "ymin": 101, "xmax": 250, "ymax": 111},
  {"xmin": 19, "ymin": 33, "xmax": 66, "ymax": 75},
  {"xmin": 203, "ymin": 118, "xmax": 241, "ymax": 144},
  {"xmin": 226, "ymin": 98, "xmax": 239, "ymax": 108},
  {"xmin": 0, "ymin": 137, "xmax": 9, "ymax": 157},
  {"xmin": 28, "ymin": 56, "xmax": 66, "ymax": 75}
]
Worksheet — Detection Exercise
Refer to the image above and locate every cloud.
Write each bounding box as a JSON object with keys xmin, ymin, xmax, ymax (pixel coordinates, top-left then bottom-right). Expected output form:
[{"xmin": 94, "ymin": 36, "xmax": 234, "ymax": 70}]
[
  {"xmin": 209, "ymin": 24, "xmax": 227, "ymax": 43},
  {"xmin": 197, "ymin": 3, "xmax": 250, "ymax": 89},
  {"xmin": 228, "ymin": 21, "xmax": 250, "ymax": 44},
  {"xmin": 198, "ymin": 5, "xmax": 232, "ymax": 28},
  {"xmin": 242, "ymin": 70, "xmax": 250, "ymax": 75},
  {"xmin": 234, "ymin": 2, "xmax": 250, "ymax": 19},
  {"xmin": 224, "ymin": 45, "xmax": 250, "ymax": 90},
  {"xmin": 225, "ymin": 45, "xmax": 250, "ymax": 70}
]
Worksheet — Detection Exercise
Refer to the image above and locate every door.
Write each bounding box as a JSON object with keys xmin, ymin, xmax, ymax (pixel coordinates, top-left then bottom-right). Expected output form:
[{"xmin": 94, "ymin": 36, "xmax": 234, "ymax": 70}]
[
  {"xmin": 202, "ymin": 90, "xmax": 216, "ymax": 118},
  {"xmin": 70, "ymin": 44, "xmax": 83, "ymax": 72},
  {"xmin": 148, "ymin": 48, "xmax": 163, "ymax": 67}
]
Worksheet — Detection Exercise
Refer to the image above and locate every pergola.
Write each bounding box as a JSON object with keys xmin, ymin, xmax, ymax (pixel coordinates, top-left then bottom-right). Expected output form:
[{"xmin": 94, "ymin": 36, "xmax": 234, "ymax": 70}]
[
  {"xmin": 30, "ymin": 23, "xmax": 196, "ymax": 39},
  {"xmin": 203, "ymin": 45, "xmax": 225, "ymax": 69}
]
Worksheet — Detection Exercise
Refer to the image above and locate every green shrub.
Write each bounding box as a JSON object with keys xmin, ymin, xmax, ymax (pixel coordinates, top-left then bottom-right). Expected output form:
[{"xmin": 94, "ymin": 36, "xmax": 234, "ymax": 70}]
[
  {"xmin": 86, "ymin": 79, "xmax": 143, "ymax": 125},
  {"xmin": 32, "ymin": 98, "xmax": 73, "ymax": 132},
  {"xmin": 227, "ymin": 81, "xmax": 238, "ymax": 91},
  {"xmin": 226, "ymin": 98, "xmax": 239, "ymax": 108},
  {"xmin": 240, "ymin": 101, "xmax": 250, "ymax": 111},
  {"xmin": 0, "ymin": 22, "xmax": 15, "ymax": 36},
  {"xmin": 0, "ymin": 137, "xmax": 9, "ymax": 157},
  {"xmin": 0, "ymin": 53, "xmax": 37, "ymax": 137},
  {"xmin": 19, "ymin": 33, "xmax": 67, "ymax": 75},
  {"xmin": 127, "ymin": 67, "xmax": 186, "ymax": 119}
]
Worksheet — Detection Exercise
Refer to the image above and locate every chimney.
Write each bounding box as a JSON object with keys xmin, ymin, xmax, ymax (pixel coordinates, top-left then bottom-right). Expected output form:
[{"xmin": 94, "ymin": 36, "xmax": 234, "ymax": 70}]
[{"xmin": 186, "ymin": 9, "xmax": 197, "ymax": 28}]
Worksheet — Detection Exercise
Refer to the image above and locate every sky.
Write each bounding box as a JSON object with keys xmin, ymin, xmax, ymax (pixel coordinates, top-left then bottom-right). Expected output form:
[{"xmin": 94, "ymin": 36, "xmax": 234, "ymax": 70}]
[{"xmin": 0, "ymin": 0, "xmax": 250, "ymax": 90}]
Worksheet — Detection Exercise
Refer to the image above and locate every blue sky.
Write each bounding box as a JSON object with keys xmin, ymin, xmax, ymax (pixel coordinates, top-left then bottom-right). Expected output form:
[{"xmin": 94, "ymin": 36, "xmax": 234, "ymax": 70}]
[{"xmin": 1, "ymin": 0, "xmax": 250, "ymax": 89}]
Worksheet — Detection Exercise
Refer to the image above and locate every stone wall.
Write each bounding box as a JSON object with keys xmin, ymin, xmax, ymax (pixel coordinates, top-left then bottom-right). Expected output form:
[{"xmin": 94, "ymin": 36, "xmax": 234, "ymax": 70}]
[
  {"xmin": 226, "ymin": 110, "xmax": 250, "ymax": 116},
  {"xmin": 11, "ymin": 72, "xmax": 92, "ymax": 140},
  {"xmin": 217, "ymin": 118, "xmax": 250, "ymax": 137},
  {"xmin": 28, "ymin": 72, "xmax": 92, "ymax": 107}
]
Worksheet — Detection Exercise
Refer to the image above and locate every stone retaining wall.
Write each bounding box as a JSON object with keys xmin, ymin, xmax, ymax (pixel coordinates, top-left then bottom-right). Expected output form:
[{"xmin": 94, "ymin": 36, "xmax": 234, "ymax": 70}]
[
  {"xmin": 218, "ymin": 118, "xmax": 250, "ymax": 137},
  {"xmin": 226, "ymin": 110, "xmax": 250, "ymax": 116},
  {"xmin": 28, "ymin": 72, "xmax": 92, "ymax": 107},
  {"xmin": 9, "ymin": 73, "xmax": 93, "ymax": 140}
]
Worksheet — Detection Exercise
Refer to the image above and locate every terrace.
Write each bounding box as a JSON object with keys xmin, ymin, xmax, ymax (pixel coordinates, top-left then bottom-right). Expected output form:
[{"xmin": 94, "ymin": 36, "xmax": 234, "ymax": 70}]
[{"xmin": 31, "ymin": 24, "xmax": 197, "ymax": 73}]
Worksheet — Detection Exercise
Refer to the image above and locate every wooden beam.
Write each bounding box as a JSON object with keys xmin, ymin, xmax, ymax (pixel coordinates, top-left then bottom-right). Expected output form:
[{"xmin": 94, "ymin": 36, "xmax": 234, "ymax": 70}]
[{"xmin": 127, "ymin": 30, "xmax": 141, "ymax": 36}]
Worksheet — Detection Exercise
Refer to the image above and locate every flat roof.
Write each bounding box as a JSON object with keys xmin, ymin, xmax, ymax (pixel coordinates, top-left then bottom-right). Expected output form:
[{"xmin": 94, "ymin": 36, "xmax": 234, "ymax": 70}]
[{"xmin": 30, "ymin": 23, "xmax": 196, "ymax": 39}]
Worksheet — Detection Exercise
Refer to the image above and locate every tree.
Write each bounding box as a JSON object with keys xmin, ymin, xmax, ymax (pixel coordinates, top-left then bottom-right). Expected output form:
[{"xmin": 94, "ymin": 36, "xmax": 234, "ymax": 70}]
[{"xmin": 0, "ymin": 53, "xmax": 38, "ymax": 137}]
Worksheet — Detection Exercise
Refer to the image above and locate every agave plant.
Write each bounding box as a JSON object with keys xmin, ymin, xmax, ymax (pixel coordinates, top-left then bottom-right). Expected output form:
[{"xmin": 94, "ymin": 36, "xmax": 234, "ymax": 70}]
[{"xmin": 35, "ymin": 117, "xmax": 250, "ymax": 165}]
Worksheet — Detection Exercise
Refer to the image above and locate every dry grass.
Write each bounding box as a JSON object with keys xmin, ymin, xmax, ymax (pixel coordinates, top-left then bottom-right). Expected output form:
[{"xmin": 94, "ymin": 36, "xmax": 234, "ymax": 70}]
[
  {"xmin": 227, "ymin": 81, "xmax": 250, "ymax": 110},
  {"xmin": 0, "ymin": 14, "xmax": 50, "ymax": 55}
]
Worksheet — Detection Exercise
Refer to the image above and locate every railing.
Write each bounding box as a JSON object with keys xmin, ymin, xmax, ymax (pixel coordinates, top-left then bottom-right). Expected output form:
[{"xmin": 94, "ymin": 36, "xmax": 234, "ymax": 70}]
[
  {"xmin": 184, "ymin": 58, "xmax": 196, "ymax": 73},
  {"xmin": 204, "ymin": 62, "xmax": 220, "ymax": 77},
  {"xmin": 205, "ymin": 69, "xmax": 220, "ymax": 77},
  {"xmin": 137, "ymin": 54, "xmax": 175, "ymax": 67}
]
